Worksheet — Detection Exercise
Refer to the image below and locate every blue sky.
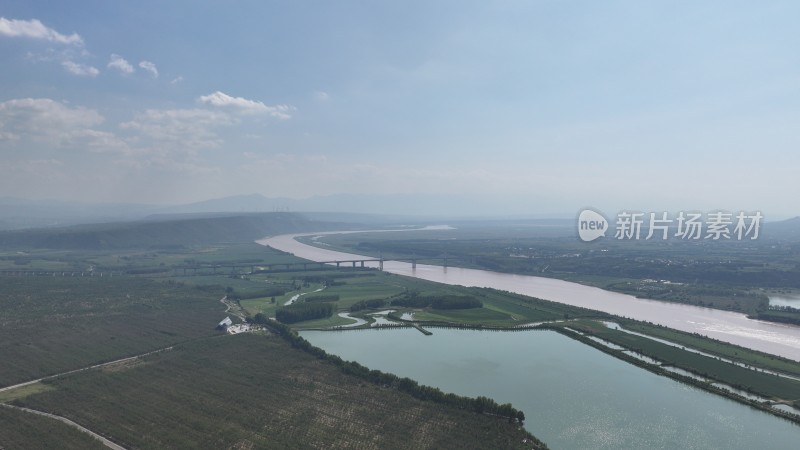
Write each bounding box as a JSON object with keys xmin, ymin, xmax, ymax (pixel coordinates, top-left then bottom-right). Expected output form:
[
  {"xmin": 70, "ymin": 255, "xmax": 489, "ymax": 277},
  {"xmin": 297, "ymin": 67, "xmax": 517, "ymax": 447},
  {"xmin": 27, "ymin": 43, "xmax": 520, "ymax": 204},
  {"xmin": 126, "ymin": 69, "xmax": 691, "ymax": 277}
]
[{"xmin": 1, "ymin": 1, "xmax": 799, "ymax": 216}]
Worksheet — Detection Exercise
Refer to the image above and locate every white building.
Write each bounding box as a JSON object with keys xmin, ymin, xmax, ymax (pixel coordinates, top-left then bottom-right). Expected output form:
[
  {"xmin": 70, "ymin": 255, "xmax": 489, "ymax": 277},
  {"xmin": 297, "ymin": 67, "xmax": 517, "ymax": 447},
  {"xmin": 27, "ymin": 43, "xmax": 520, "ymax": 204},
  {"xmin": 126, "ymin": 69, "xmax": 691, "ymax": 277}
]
[{"xmin": 217, "ymin": 316, "xmax": 233, "ymax": 329}]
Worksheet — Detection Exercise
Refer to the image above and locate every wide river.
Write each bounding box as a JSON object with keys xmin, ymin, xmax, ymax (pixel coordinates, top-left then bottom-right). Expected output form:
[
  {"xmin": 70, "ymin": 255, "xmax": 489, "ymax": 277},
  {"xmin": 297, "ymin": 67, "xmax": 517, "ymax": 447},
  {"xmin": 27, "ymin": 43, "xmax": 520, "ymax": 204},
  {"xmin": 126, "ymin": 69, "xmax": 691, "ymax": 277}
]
[{"xmin": 258, "ymin": 230, "xmax": 800, "ymax": 361}]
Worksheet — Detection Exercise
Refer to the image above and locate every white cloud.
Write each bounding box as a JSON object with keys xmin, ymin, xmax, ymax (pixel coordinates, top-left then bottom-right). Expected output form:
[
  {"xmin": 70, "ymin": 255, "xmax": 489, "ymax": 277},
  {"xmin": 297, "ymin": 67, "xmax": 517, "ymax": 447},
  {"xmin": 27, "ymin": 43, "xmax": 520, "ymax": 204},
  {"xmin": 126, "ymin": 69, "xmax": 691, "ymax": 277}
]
[
  {"xmin": 138, "ymin": 60, "xmax": 158, "ymax": 78},
  {"xmin": 0, "ymin": 17, "xmax": 83, "ymax": 45},
  {"xmin": 198, "ymin": 91, "xmax": 294, "ymax": 118},
  {"xmin": 107, "ymin": 54, "xmax": 134, "ymax": 74},
  {"xmin": 0, "ymin": 158, "xmax": 64, "ymax": 180},
  {"xmin": 0, "ymin": 98, "xmax": 131, "ymax": 153},
  {"xmin": 170, "ymin": 76, "xmax": 184, "ymax": 84},
  {"xmin": 2, "ymin": 18, "xmax": 94, "ymax": 79},
  {"xmin": 120, "ymin": 108, "xmax": 234, "ymax": 152},
  {"xmin": 0, "ymin": 97, "xmax": 103, "ymax": 131},
  {"xmin": 61, "ymin": 60, "xmax": 99, "ymax": 77},
  {"xmin": 0, "ymin": 130, "xmax": 19, "ymax": 141},
  {"xmin": 65, "ymin": 129, "xmax": 131, "ymax": 154},
  {"xmin": 199, "ymin": 91, "xmax": 265, "ymax": 112},
  {"xmin": 313, "ymin": 91, "xmax": 330, "ymax": 101}
]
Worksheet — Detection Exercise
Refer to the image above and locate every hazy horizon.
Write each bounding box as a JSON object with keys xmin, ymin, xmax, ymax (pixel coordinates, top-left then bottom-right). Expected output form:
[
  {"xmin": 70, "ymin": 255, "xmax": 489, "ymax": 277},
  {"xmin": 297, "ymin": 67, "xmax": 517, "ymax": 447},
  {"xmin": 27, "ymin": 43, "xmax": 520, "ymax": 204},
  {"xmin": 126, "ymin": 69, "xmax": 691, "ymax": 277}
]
[{"xmin": 2, "ymin": 2, "xmax": 799, "ymax": 217}]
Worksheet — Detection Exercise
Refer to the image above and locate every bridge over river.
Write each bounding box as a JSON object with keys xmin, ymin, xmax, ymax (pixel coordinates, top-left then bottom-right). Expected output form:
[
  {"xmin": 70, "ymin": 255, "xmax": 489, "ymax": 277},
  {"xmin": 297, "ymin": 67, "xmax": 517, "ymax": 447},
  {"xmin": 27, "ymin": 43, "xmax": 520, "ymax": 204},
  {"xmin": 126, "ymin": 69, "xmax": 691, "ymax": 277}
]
[{"xmin": 171, "ymin": 255, "xmax": 461, "ymax": 275}]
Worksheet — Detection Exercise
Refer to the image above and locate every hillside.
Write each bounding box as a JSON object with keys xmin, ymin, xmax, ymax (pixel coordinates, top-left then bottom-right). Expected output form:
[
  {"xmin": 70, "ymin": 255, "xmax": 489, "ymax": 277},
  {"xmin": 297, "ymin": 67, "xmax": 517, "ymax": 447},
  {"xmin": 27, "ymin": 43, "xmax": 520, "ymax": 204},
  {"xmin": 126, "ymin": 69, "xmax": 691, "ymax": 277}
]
[{"xmin": 0, "ymin": 213, "xmax": 346, "ymax": 250}]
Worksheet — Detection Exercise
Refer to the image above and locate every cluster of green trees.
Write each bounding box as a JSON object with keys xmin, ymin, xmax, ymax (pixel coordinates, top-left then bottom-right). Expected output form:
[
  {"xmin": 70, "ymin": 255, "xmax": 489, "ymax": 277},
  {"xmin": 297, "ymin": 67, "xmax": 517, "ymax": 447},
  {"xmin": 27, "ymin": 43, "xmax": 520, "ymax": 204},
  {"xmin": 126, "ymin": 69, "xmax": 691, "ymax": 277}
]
[
  {"xmin": 275, "ymin": 302, "xmax": 335, "ymax": 324},
  {"xmin": 299, "ymin": 275, "xmax": 346, "ymax": 287},
  {"xmin": 304, "ymin": 294, "xmax": 340, "ymax": 303},
  {"xmin": 350, "ymin": 299, "xmax": 387, "ymax": 312},
  {"xmin": 263, "ymin": 320, "xmax": 526, "ymax": 424},
  {"xmin": 252, "ymin": 313, "xmax": 269, "ymax": 324},
  {"xmin": 768, "ymin": 304, "xmax": 800, "ymax": 313},
  {"xmin": 751, "ymin": 309, "xmax": 800, "ymax": 325},
  {"xmin": 126, "ymin": 267, "xmax": 171, "ymax": 275},
  {"xmin": 225, "ymin": 286, "xmax": 287, "ymax": 301},
  {"xmin": 391, "ymin": 294, "xmax": 482, "ymax": 310}
]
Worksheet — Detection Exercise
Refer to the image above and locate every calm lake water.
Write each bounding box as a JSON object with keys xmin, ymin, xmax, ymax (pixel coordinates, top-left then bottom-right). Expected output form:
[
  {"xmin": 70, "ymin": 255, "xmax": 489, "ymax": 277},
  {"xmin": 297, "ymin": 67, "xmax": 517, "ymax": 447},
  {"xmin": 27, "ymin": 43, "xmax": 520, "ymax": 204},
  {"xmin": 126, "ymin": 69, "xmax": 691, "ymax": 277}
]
[
  {"xmin": 770, "ymin": 294, "xmax": 800, "ymax": 308},
  {"xmin": 259, "ymin": 231, "xmax": 800, "ymax": 361},
  {"xmin": 302, "ymin": 328, "xmax": 800, "ymax": 450}
]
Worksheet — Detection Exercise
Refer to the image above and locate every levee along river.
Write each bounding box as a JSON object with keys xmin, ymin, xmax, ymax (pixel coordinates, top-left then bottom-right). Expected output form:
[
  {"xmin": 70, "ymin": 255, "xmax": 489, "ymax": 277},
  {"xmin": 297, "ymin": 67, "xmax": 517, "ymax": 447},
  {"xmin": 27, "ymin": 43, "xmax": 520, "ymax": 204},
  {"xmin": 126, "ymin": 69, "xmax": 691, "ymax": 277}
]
[{"xmin": 258, "ymin": 230, "xmax": 800, "ymax": 361}]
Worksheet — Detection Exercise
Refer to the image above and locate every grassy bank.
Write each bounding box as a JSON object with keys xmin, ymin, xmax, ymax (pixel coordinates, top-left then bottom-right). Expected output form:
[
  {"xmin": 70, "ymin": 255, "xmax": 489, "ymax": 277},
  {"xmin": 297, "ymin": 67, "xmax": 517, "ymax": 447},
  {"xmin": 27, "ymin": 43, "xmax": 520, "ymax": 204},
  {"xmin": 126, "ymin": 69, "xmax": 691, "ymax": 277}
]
[{"xmin": 618, "ymin": 320, "xmax": 800, "ymax": 378}]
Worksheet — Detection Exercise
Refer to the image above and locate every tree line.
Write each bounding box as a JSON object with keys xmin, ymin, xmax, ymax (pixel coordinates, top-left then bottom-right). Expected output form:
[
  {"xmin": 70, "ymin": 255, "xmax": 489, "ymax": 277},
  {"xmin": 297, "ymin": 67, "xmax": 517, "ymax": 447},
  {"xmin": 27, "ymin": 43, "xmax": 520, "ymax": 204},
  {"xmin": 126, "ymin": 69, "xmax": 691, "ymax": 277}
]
[
  {"xmin": 304, "ymin": 294, "xmax": 340, "ymax": 303},
  {"xmin": 350, "ymin": 299, "xmax": 387, "ymax": 312},
  {"xmin": 225, "ymin": 286, "xmax": 287, "ymax": 301},
  {"xmin": 274, "ymin": 302, "xmax": 335, "ymax": 324},
  {"xmin": 750, "ymin": 309, "xmax": 800, "ymax": 326}
]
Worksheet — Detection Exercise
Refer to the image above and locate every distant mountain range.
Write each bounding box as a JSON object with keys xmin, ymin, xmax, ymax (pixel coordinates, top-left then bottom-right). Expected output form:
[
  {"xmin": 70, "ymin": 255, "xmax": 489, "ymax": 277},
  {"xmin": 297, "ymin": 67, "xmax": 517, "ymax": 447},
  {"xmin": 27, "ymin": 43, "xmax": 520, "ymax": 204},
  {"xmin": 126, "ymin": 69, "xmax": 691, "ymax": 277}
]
[
  {"xmin": 0, "ymin": 197, "xmax": 158, "ymax": 230},
  {"xmin": 0, "ymin": 212, "xmax": 350, "ymax": 250},
  {"xmin": 763, "ymin": 216, "xmax": 800, "ymax": 238},
  {"xmin": 0, "ymin": 193, "xmax": 568, "ymax": 230},
  {"xmin": 1, "ymin": 194, "xmax": 798, "ymax": 238},
  {"xmin": 158, "ymin": 193, "xmax": 559, "ymax": 218}
]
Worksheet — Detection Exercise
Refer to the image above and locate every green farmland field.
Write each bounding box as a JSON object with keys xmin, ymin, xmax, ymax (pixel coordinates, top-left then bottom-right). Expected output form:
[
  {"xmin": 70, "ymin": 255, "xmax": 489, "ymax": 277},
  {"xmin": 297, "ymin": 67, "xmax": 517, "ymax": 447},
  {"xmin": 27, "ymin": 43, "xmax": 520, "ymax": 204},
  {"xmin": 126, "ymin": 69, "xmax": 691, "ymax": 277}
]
[{"xmin": 15, "ymin": 333, "xmax": 541, "ymax": 449}]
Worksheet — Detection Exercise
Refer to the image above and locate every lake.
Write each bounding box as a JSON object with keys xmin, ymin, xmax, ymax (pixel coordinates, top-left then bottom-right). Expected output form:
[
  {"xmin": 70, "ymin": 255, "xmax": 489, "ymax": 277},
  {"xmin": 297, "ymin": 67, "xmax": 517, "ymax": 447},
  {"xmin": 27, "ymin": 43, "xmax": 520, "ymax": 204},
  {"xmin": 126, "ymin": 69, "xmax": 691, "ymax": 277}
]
[
  {"xmin": 302, "ymin": 328, "xmax": 800, "ymax": 449},
  {"xmin": 770, "ymin": 294, "xmax": 800, "ymax": 309}
]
